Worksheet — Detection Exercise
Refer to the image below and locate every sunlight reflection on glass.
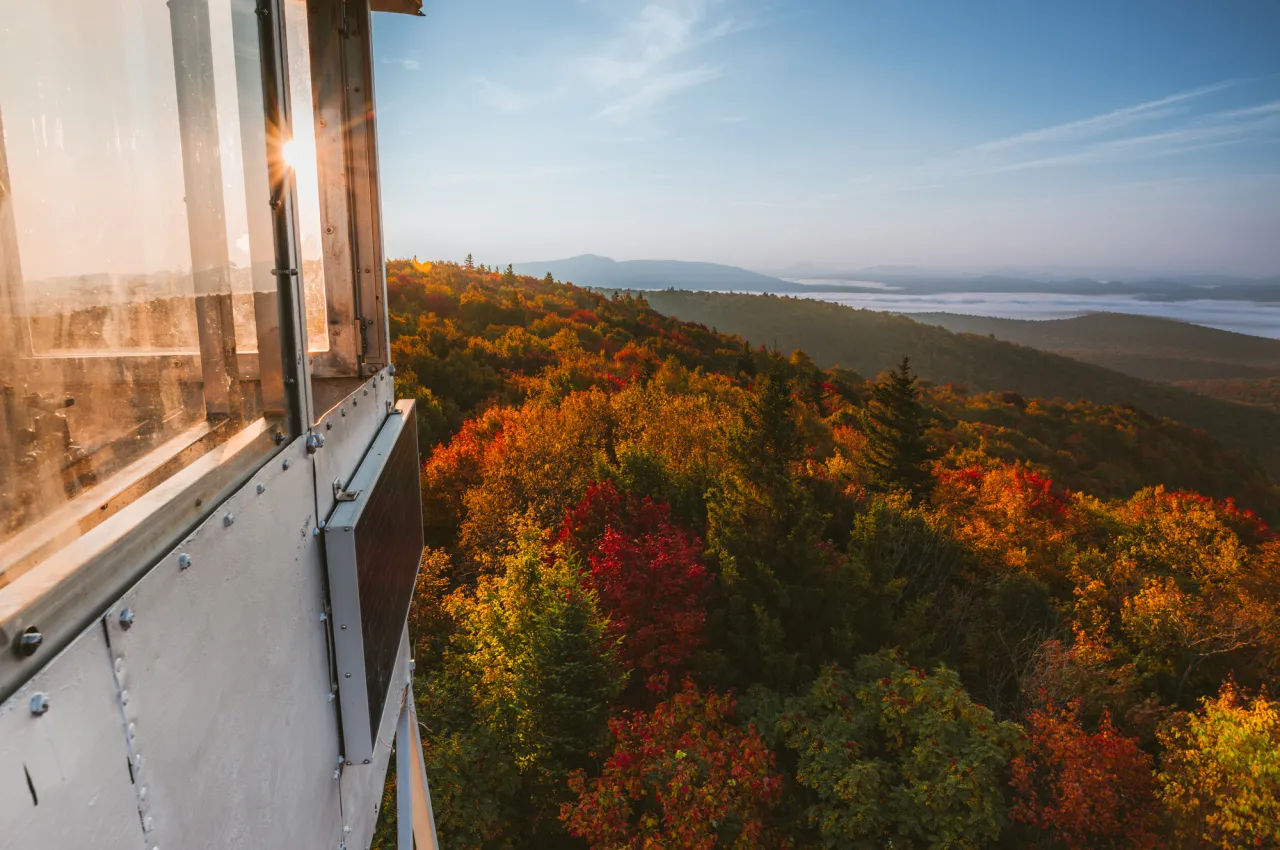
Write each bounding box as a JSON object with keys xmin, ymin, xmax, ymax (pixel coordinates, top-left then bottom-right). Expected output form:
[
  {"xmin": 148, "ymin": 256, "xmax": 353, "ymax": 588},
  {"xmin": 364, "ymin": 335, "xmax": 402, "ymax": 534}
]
[{"xmin": 283, "ymin": 0, "xmax": 329, "ymax": 354}]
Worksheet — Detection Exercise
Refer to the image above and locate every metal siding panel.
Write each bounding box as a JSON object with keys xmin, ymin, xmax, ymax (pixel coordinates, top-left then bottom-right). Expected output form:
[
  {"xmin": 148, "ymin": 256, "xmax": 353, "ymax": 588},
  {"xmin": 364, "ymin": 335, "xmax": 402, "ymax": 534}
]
[
  {"xmin": 0, "ymin": 625, "xmax": 143, "ymax": 850},
  {"xmin": 104, "ymin": 438, "xmax": 344, "ymax": 849}
]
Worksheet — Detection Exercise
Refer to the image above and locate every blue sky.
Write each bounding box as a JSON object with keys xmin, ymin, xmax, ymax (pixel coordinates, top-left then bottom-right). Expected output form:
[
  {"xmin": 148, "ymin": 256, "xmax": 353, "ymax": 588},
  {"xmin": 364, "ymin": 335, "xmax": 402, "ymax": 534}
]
[{"xmin": 371, "ymin": 1, "xmax": 1280, "ymax": 276}]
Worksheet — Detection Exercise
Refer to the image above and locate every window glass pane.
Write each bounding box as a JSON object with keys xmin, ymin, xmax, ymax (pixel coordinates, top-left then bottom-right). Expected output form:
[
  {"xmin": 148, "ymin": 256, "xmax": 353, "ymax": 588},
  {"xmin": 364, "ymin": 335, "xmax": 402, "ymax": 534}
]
[
  {"xmin": 283, "ymin": 0, "xmax": 330, "ymax": 354},
  {"xmin": 0, "ymin": 0, "xmax": 280, "ymax": 584}
]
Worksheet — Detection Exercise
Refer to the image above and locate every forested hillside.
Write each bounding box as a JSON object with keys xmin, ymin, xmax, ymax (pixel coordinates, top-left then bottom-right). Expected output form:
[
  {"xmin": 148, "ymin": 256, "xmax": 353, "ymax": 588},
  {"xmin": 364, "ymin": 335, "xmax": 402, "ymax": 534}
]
[
  {"xmin": 381, "ymin": 260, "xmax": 1280, "ymax": 848},
  {"xmin": 909, "ymin": 311, "xmax": 1280, "ymax": 382},
  {"xmin": 642, "ymin": 290, "xmax": 1280, "ymax": 479}
]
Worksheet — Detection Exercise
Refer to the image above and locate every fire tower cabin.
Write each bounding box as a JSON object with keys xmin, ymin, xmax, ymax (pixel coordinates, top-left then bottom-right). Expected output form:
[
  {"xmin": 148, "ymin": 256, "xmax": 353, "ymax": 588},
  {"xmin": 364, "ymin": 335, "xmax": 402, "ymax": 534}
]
[{"xmin": 0, "ymin": 1, "xmax": 437, "ymax": 847}]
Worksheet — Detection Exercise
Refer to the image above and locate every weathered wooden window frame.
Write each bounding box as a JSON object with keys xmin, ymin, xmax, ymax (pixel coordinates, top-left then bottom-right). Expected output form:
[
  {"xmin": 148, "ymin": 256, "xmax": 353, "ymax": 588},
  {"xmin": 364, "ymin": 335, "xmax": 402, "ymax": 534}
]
[{"xmin": 305, "ymin": 0, "xmax": 391, "ymax": 381}]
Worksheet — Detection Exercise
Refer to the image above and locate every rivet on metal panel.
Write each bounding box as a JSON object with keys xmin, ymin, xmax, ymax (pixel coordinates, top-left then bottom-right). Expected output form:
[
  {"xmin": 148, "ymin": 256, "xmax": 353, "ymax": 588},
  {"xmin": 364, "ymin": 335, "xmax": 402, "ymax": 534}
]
[
  {"xmin": 362, "ymin": 759, "xmax": 371, "ymax": 765},
  {"xmin": 320, "ymin": 612, "xmax": 328, "ymax": 622},
  {"xmin": 29, "ymin": 693, "xmax": 50, "ymax": 716},
  {"xmin": 333, "ymin": 768, "xmax": 341, "ymax": 780},
  {"xmin": 341, "ymin": 407, "xmax": 347, "ymax": 417},
  {"xmin": 272, "ymin": 431, "xmax": 286, "ymax": 445},
  {"xmin": 345, "ymin": 672, "xmax": 352, "ymax": 678},
  {"xmin": 121, "ymin": 689, "xmax": 130, "ymax": 705},
  {"xmin": 283, "ymin": 458, "xmax": 291, "ymax": 470},
  {"xmin": 256, "ymin": 482, "xmax": 267, "ymax": 495},
  {"xmin": 115, "ymin": 657, "xmax": 124, "ymax": 674},
  {"xmin": 139, "ymin": 786, "xmax": 148, "ymax": 801},
  {"xmin": 119, "ymin": 607, "xmax": 135, "ymax": 629},
  {"xmin": 389, "ymin": 364, "xmax": 396, "ymax": 376},
  {"xmin": 144, "ymin": 816, "xmax": 153, "ymax": 831},
  {"xmin": 325, "ymin": 420, "xmax": 333, "ymax": 430},
  {"xmin": 223, "ymin": 512, "xmax": 235, "ymax": 528},
  {"xmin": 340, "ymin": 624, "xmax": 347, "ymax": 630},
  {"xmin": 128, "ymin": 722, "xmax": 137, "ymax": 739},
  {"xmin": 353, "ymin": 398, "xmax": 358, "ymax": 407},
  {"xmin": 306, "ymin": 433, "xmax": 326, "ymax": 453},
  {"xmin": 362, "ymin": 388, "xmax": 368, "ymax": 396},
  {"xmin": 16, "ymin": 627, "xmax": 43, "ymax": 657},
  {"xmin": 178, "ymin": 553, "xmax": 192, "ymax": 570}
]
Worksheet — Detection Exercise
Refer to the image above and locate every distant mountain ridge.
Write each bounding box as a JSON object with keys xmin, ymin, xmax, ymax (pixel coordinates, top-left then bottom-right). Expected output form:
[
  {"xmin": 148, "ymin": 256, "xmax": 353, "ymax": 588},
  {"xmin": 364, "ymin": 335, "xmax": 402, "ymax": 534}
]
[
  {"xmin": 513, "ymin": 255, "xmax": 803, "ymax": 293},
  {"xmin": 515, "ymin": 255, "xmax": 1280, "ymax": 302}
]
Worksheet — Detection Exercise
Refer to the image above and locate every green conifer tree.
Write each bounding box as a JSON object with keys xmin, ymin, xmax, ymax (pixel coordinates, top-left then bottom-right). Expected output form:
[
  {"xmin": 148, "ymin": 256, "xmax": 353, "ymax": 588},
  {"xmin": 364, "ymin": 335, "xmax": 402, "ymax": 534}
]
[
  {"xmin": 863, "ymin": 356, "xmax": 937, "ymax": 500},
  {"xmin": 464, "ymin": 252, "xmax": 474, "ymax": 270},
  {"xmin": 503, "ymin": 263, "xmax": 517, "ymax": 285}
]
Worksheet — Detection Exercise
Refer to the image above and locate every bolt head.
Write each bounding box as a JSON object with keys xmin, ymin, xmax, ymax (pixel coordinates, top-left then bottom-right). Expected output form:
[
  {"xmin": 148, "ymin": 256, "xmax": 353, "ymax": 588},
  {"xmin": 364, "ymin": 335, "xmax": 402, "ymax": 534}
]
[
  {"xmin": 119, "ymin": 607, "xmax": 135, "ymax": 629},
  {"xmin": 272, "ymin": 431, "xmax": 286, "ymax": 445},
  {"xmin": 17, "ymin": 628, "xmax": 43, "ymax": 657},
  {"xmin": 223, "ymin": 512, "xmax": 235, "ymax": 528},
  {"xmin": 30, "ymin": 693, "xmax": 50, "ymax": 716},
  {"xmin": 282, "ymin": 458, "xmax": 291, "ymax": 470},
  {"xmin": 256, "ymin": 482, "xmax": 267, "ymax": 495},
  {"xmin": 177, "ymin": 553, "xmax": 192, "ymax": 570}
]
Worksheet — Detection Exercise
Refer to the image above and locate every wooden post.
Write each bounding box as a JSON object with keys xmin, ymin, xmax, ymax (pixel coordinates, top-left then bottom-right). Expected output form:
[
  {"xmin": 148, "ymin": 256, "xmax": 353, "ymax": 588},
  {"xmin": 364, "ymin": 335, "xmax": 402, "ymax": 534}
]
[
  {"xmin": 396, "ymin": 681, "xmax": 438, "ymax": 849},
  {"xmin": 169, "ymin": 0, "xmax": 242, "ymax": 422}
]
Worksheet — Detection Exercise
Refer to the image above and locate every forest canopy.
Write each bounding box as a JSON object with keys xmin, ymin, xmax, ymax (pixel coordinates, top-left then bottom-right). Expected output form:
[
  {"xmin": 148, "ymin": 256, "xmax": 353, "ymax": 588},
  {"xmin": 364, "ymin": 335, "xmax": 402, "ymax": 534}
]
[{"xmin": 381, "ymin": 259, "xmax": 1280, "ymax": 848}]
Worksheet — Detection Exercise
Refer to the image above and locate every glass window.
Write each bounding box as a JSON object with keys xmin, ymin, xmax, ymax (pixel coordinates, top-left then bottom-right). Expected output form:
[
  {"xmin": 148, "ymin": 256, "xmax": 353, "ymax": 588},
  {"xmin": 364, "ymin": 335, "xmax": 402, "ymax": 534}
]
[{"xmin": 0, "ymin": 0, "xmax": 287, "ymax": 584}]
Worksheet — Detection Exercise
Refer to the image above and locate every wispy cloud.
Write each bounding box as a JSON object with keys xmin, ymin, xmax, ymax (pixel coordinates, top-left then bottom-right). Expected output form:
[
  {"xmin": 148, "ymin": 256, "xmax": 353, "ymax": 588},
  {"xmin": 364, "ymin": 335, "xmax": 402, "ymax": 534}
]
[
  {"xmin": 381, "ymin": 58, "xmax": 421, "ymax": 72},
  {"xmin": 968, "ymin": 79, "xmax": 1242, "ymax": 155},
  {"xmin": 583, "ymin": 1, "xmax": 745, "ymax": 123},
  {"xmin": 477, "ymin": 78, "xmax": 567, "ymax": 114}
]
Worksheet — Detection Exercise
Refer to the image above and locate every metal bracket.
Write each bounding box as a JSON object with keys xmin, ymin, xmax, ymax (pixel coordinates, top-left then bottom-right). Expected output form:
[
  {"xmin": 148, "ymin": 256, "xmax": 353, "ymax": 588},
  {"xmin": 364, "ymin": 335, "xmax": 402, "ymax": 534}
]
[{"xmin": 332, "ymin": 478, "xmax": 360, "ymax": 503}]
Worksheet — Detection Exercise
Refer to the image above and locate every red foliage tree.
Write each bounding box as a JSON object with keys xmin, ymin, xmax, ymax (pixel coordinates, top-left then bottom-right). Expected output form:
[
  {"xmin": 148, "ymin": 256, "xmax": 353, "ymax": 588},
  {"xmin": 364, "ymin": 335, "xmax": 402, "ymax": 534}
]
[
  {"xmin": 557, "ymin": 482, "xmax": 710, "ymax": 682},
  {"xmin": 561, "ymin": 681, "xmax": 784, "ymax": 848},
  {"xmin": 1009, "ymin": 700, "xmax": 1161, "ymax": 849}
]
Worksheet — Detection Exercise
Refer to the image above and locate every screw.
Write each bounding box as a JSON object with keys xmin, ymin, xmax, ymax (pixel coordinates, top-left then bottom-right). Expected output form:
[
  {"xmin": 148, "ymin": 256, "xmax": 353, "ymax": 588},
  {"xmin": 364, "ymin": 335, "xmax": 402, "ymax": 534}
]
[
  {"xmin": 30, "ymin": 693, "xmax": 50, "ymax": 716},
  {"xmin": 345, "ymin": 672, "xmax": 351, "ymax": 678},
  {"xmin": 362, "ymin": 759, "xmax": 370, "ymax": 765},
  {"xmin": 16, "ymin": 627, "xmax": 43, "ymax": 657},
  {"xmin": 119, "ymin": 607, "xmax": 135, "ymax": 630},
  {"xmin": 283, "ymin": 458, "xmax": 291, "ymax": 470},
  {"xmin": 340, "ymin": 408, "xmax": 347, "ymax": 417},
  {"xmin": 223, "ymin": 513, "xmax": 235, "ymax": 528},
  {"xmin": 178, "ymin": 553, "xmax": 192, "ymax": 570},
  {"xmin": 256, "ymin": 483, "xmax": 267, "ymax": 495},
  {"xmin": 272, "ymin": 432, "xmax": 286, "ymax": 445},
  {"xmin": 362, "ymin": 389, "xmax": 368, "ymax": 396},
  {"xmin": 306, "ymin": 433, "xmax": 325, "ymax": 454},
  {"xmin": 325, "ymin": 420, "xmax": 333, "ymax": 430}
]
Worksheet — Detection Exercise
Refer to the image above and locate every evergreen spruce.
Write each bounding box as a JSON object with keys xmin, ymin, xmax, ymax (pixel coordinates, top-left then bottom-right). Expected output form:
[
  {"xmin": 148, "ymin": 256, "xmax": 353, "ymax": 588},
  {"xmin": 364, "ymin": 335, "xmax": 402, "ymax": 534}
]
[
  {"xmin": 464, "ymin": 252, "xmax": 474, "ymax": 270},
  {"xmin": 863, "ymin": 356, "xmax": 937, "ymax": 499}
]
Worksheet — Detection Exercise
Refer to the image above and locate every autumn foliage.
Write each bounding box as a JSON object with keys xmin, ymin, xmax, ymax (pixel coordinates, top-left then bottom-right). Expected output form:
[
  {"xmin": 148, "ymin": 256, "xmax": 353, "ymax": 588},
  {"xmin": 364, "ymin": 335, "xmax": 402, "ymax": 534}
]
[
  {"xmin": 1009, "ymin": 700, "xmax": 1160, "ymax": 849},
  {"xmin": 557, "ymin": 482, "xmax": 710, "ymax": 684},
  {"xmin": 561, "ymin": 681, "xmax": 783, "ymax": 848},
  {"xmin": 382, "ymin": 260, "xmax": 1280, "ymax": 847}
]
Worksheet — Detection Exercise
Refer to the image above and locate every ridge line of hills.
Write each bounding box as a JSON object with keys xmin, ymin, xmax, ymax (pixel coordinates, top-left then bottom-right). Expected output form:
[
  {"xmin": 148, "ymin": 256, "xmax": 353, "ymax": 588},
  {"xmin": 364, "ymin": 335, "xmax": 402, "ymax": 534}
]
[{"xmin": 514, "ymin": 254, "xmax": 1280, "ymax": 301}]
